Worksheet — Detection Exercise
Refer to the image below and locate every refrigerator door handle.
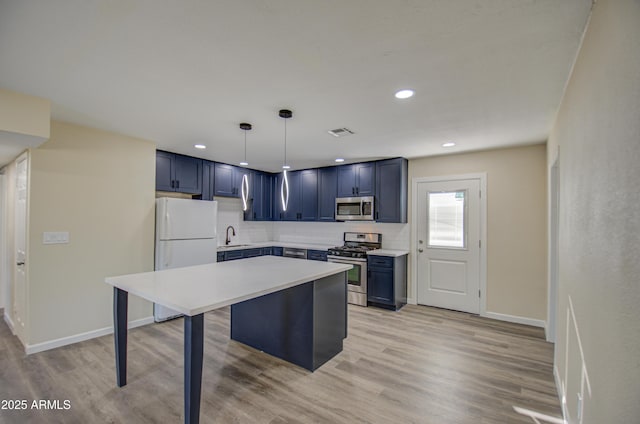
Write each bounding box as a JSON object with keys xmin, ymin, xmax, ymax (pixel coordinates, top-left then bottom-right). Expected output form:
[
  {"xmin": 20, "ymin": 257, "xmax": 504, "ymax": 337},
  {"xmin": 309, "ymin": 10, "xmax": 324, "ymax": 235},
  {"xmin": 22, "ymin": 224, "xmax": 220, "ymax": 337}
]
[
  {"xmin": 164, "ymin": 240, "xmax": 172, "ymax": 268},
  {"xmin": 165, "ymin": 210, "xmax": 170, "ymax": 240}
]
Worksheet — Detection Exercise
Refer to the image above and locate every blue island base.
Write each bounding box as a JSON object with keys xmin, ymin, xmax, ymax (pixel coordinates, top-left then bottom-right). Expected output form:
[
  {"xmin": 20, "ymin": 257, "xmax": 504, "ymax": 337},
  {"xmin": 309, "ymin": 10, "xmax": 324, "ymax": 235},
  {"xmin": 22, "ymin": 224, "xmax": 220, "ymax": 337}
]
[{"xmin": 230, "ymin": 272, "xmax": 347, "ymax": 371}]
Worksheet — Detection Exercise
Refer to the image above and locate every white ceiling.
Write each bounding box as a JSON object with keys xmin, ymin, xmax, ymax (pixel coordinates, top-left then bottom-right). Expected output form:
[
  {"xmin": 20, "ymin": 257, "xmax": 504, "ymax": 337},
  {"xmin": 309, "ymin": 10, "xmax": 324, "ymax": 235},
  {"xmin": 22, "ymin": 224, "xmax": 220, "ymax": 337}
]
[{"xmin": 0, "ymin": 0, "xmax": 592, "ymax": 172}]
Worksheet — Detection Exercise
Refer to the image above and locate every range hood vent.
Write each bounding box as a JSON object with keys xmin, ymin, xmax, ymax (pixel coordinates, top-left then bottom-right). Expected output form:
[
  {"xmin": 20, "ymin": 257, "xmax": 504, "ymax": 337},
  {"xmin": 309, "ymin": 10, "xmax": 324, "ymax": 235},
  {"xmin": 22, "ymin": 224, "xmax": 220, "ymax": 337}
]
[{"xmin": 328, "ymin": 128, "xmax": 355, "ymax": 138}]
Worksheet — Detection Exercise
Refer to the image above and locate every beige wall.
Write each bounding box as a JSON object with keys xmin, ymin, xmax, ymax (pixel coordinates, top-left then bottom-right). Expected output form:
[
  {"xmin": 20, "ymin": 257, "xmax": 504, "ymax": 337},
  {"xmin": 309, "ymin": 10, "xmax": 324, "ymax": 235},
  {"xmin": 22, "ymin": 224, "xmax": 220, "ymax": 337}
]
[
  {"xmin": 0, "ymin": 88, "xmax": 50, "ymax": 139},
  {"xmin": 547, "ymin": 0, "xmax": 640, "ymax": 422},
  {"xmin": 409, "ymin": 144, "xmax": 547, "ymax": 321},
  {"xmin": 27, "ymin": 121, "xmax": 156, "ymax": 346}
]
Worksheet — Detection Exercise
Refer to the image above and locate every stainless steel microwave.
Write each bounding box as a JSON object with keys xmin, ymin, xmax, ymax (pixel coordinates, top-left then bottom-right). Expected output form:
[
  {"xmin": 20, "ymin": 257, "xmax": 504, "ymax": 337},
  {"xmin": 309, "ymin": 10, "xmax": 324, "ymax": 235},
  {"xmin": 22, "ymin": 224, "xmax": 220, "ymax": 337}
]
[{"xmin": 335, "ymin": 196, "xmax": 375, "ymax": 221}]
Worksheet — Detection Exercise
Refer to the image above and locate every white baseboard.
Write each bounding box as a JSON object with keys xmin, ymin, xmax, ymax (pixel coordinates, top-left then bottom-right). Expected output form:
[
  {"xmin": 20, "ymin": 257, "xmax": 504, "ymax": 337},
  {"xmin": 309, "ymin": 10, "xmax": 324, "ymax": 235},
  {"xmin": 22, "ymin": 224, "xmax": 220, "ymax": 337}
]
[
  {"xmin": 3, "ymin": 312, "xmax": 15, "ymax": 334},
  {"xmin": 25, "ymin": 316, "xmax": 154, "ymax": 355},
  {"xmin": 482, "ymin": 311, "xmax": 546, "ymax": 328},
  {"xmin": 407, "ymin": 303, "xmax": 546, "ymax": 328}
]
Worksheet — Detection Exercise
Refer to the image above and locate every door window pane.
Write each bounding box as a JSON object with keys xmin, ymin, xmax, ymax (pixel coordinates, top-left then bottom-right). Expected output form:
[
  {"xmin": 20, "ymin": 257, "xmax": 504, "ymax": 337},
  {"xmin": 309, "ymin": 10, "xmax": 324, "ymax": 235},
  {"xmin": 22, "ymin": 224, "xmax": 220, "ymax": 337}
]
[{"xmin": 428, "ymin": 191, "xmax": 466, "ymax": 248}]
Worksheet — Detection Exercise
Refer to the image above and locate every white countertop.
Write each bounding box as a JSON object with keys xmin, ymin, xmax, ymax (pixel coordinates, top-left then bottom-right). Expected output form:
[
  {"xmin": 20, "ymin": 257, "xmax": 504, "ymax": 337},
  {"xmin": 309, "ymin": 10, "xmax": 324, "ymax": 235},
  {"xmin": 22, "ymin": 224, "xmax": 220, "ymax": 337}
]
[
  {"xmin": 105, "ymin": 256, "xmax": 351, "ymax": 316},
  {"xmin": 366, "ymin": 249, "xmax": 410, "ymax": 257},
  {"xmin": 217, "ymin": 242, "xmax": 335, "ymax": 252}
]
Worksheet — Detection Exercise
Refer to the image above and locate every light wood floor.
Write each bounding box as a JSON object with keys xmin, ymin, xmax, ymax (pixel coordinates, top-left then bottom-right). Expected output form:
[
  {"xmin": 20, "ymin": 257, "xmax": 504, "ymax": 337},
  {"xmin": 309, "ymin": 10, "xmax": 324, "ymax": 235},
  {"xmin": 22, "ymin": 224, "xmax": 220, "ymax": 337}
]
[{"xmin": 0, "ymin": 305, "xmax": 562, "ymax": 423}]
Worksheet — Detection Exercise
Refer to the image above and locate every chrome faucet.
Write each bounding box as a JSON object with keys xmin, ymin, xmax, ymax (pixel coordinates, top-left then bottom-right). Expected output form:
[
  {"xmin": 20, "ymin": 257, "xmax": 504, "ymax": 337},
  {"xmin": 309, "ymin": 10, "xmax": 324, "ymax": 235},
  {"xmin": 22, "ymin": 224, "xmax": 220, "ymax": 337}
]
[{"xmin": 225, "ymin": 225, "xmax": 236, "ymax": 245}]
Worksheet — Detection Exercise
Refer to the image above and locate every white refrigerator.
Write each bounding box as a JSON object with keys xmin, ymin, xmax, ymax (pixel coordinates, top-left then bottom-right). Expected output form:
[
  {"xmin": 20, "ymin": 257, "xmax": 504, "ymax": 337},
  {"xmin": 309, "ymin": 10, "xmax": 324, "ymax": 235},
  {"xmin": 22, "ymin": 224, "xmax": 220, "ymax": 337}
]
[{"xmin": 154, "ymin": 197, "xmax": 218, "ymax": 322}]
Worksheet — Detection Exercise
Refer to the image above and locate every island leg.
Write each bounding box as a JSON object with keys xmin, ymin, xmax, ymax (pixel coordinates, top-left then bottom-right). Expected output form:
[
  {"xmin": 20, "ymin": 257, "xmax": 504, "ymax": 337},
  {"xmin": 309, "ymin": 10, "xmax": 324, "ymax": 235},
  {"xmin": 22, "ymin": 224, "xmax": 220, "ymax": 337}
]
[
  {"xmin": 114, "ymin": 287, "xmax": 128, "ymax": 387},
  {"xmin": 184, "ymin": 313, "xmax": 204, "ymax": 424}
]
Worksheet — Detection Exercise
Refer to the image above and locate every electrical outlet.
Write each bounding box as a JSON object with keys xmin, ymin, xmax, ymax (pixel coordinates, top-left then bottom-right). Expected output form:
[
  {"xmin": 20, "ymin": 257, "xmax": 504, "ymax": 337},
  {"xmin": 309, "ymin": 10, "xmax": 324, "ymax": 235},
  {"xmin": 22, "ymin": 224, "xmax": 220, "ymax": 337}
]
[{"xmin": 43, "ymin": 231, "xmax": 69, "ymax": 244}]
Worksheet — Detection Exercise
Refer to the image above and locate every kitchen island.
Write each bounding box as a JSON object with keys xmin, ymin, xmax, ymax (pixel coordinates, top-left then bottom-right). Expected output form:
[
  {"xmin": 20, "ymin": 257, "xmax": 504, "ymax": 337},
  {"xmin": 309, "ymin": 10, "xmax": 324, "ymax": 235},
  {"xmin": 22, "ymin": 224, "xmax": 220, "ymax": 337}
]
[{"xmin": 105, "ymin": 256, "xmax": 351, "ymax": 424}]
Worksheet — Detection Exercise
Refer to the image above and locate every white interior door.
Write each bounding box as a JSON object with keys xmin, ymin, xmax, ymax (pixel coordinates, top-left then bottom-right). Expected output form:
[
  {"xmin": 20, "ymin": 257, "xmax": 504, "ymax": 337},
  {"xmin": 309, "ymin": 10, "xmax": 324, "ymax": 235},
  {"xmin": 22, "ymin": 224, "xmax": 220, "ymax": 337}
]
[
  {"xmin": 13, "ymin": 154, "xmax": 28, "ymax": 341},
  {"xmin": 416, "ymin": 178, "xmax": 481, "ymax": 314}
]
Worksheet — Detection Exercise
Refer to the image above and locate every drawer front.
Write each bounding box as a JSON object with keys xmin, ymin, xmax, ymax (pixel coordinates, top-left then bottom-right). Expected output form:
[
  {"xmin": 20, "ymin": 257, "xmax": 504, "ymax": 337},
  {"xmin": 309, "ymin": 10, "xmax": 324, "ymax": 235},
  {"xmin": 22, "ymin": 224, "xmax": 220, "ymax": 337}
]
[
  {"xmin": 216, "ymin": 252, "xmax": 225, "ymax": 262},
  {"xmin": 262, "ymin": 247, "xmax": 273, "ymax": 256},
  {"xmin": 272, "ymin": 247, "xmax": 284, "ymax": 256},
  {"xmin": 224, "ymin": 250, "xmax": 244, "ymax": 261},
  {"xmin": 368, "ymin": 255, "xmax": 394, "ymax": 268},
  {"xmin": 243, "ymin": 248, "xmax": 263, "ymax": 258},
  {"xmin": 307, "ymin": 249, "xmax": 328, "ymax": 261}
]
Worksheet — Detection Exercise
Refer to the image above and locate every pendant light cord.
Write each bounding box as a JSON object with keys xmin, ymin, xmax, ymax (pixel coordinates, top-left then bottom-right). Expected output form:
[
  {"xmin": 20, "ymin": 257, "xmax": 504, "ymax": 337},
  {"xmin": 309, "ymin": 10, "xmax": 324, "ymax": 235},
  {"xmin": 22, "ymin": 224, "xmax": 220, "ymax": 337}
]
[{"xmin": 283, "ymin": 118, "xmax": 287, "ymax": 167}]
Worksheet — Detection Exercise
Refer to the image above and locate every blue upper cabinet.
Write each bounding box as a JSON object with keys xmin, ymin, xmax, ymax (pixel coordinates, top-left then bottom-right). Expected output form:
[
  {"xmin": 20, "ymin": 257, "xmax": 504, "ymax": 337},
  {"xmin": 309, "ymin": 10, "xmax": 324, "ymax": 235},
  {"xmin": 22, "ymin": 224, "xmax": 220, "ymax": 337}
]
[
  {"xmin": 299, "ymin": 169, "xmax": 318, "ymax": 221},
  {"xmin": 337, "ymin": 162, "xmax": 375, "ymax": 197},
  {"xmin": 214, "ymin": 163, "xmax": 248, "ymax": 198},
  {"xmin": 275, "ymin": 169, "xmax": 318, "ymax": 221},
  {"xmin": 201, "ymin": 160, "xmax": 214, "ymax": 200},
  {"xmin": 317, "ymin": 167, "xmax": 337, "ymax": 221},
  {"xmin": 155, "ymin": 150, "xmax": 202, "ymax": 194},
  {"xmin": 245, "ymin": 171, "xmax": 274, "ymax": 221},
  {"xmin": 155, "ymin": 151, "xmax": 174, "ymax": 192},
  {"xmin": 375, "ymin": 158, "xmax": 408, "ymax": 223}
]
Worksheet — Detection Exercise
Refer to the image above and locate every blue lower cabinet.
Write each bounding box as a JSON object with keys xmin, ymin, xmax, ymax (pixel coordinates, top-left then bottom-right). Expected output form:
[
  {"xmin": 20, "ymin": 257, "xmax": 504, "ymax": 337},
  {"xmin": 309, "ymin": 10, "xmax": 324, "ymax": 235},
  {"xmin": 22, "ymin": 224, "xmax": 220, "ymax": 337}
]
[
  {"xmin": 262, "ymin": 247, "xmax": 273, "ymax": 256},
  {"xmin": 224, "ymin": 250, "xmax": 244, "ymax": 261},
  {"xmin": 367, "ymin": 255, "xmax": 407, "ymax": 311},
  {"xmin": 272, "ymin": 247, "xmax": 283, "ymax": 256},
  {"xmin": 242, "ymin": 248, "xmax": 262, "ymax": 258},
  {"xmin": 217, "ymin": 252, "xmax": 225, "ymax": 262},
  {"xmin": 307, "ymin": 250, "xmax": 328, "ymax": 261}
]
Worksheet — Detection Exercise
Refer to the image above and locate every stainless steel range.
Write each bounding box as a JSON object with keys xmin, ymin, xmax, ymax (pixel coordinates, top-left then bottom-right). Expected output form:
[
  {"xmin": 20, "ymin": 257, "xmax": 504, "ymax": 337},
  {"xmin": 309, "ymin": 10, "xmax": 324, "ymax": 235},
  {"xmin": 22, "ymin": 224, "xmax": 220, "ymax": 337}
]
[{"xmin": 327, "ymin": 232, "xmax": 382, "ymax": 306}]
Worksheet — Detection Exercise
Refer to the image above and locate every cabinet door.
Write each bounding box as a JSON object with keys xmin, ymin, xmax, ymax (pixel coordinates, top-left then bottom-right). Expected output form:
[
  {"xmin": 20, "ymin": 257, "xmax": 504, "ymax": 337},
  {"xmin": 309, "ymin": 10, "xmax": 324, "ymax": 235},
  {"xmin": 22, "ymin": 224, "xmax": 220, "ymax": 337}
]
[
  {"xmin": 201, "ymin": 161, "xmax": 215, "ymax": 200},
  {"xmin": 318, "ymin": 167, "xmax": 337, "ymax": 221},
  {"xmin": 299, "ymin": 169, "xmax": 318, "ymax": 221},
  {"xmin": 337, "ymin": 165, "xmax": 357, "ymax": 197},
  {"xmin": 375, "ymin": 158, "xmax": 408, "ymax": 223},
  {"xmin": 273, "ymin": 173, "xmax": 285, "ymax": 221},
  {"xmin": 368, "ymin": 267, "xmax": 394, "ymax": 304},
  {"xmin": 307, "ymin": 250, "xmax": 327, "ymax": 261},
  {"xmin": 337, "ymin": 162, "xmax": 375, "ymax": 197},
  {"xmin": 214, "ymin": 163, "xmax": 237, "ymax": 197},
  {"xmin": 235, "ymin": 167, "xmax": 249, "ymax": 198},
  {"xmin": 242, "ymin": 248, "xmax": 262, "ymax": 258},
  {"xmin": 251, "ymin": 172, "xmax": 274, "ymax": 221},
  {"xmin": 174, "ymin": 155, "xmax": 202, "ymax": 194},
  {"xmin": 224, "ymin": 250, "xmax": 244, "ymax": 261},
  {"xmin": 283, "ymin": 171, "xmax": 301, "ymax": 221},
  {"xmin": 355, "ymin": 162, "xmax": 375, "ymax": 196},
  {"xmin": 155, "ymin": 151, "xmax": 175, "ymax": 192}
]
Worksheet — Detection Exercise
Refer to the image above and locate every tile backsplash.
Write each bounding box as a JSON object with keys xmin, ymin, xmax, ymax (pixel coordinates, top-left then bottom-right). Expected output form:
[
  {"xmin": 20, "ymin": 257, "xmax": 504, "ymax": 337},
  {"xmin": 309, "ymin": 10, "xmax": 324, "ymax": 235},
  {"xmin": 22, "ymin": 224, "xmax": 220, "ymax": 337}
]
[{"xmin": 215, "ymin": 197, "xmax": 409, "ymax": 250}]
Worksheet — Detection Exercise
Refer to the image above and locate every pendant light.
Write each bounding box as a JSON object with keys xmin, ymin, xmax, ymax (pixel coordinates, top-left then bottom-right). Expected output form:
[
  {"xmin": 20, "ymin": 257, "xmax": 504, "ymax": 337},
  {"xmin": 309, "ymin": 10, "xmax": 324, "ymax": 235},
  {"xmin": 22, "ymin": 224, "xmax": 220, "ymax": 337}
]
[
  {"xmin": 239, "ymin": 122, "xmax": 251, "ymax": 211},
  {"xmin": 279, "ymin": 109, "xmax": 292, "ymax": 211}
]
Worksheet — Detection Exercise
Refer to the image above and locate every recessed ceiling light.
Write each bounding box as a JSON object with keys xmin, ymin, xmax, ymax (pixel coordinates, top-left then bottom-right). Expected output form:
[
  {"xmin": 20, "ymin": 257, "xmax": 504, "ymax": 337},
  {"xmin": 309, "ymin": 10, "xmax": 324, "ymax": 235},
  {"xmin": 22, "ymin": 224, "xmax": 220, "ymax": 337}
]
[
  {"xmin": 239, "ymin": 161, "xmax": 248, "ymax": 166},
  {"xmin": 442, "ymin": 142, "xmax": 456, "ymax": 148},
  {"xmin": 335, "ymin": 158, "xmax": 345, "ymax": 163},
  {"xmin": 394, "ymin": 89, "xmax": 414, "ymax": 99},
  {"xmin": 194, "ymin": 144, "xmax": 206, "ymax": 149}
]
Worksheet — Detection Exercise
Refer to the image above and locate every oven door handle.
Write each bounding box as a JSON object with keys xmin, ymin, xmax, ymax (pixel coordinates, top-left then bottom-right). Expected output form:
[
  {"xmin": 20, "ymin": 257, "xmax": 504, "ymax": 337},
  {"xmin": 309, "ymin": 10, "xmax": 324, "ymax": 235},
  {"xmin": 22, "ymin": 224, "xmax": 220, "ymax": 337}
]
[{"xmin": 328, "ymin": 258, "xmax": 367, "ymax": 265}]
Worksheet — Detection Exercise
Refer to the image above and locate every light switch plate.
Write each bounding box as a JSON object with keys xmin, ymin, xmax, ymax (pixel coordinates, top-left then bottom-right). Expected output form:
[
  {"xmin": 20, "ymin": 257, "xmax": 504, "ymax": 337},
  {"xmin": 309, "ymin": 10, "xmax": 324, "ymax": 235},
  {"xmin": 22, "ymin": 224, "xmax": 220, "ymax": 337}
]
[{"xmin": 43, "ymin": 232, "xmax": 69, "ymax": 244}]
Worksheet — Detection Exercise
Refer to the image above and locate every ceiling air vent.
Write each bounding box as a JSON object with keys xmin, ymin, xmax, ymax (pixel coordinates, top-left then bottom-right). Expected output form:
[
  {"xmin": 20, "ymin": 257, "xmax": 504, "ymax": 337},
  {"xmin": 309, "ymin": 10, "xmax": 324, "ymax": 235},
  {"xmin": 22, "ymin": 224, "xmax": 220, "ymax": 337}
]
[{"xmin": 328, "ymin": 128, "xmax": 355, "ymax": 138}]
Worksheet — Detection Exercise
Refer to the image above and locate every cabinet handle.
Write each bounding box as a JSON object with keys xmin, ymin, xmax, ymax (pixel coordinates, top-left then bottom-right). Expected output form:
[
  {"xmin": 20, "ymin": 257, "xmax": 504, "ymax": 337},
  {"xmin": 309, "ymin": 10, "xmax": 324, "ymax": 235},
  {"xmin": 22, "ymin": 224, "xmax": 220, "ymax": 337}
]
[
  {"xmin": 171, "ymin": 180, "xmax": 175, "ymax": 188},
  {"xmin": 176, "ymin": 180, "xmax": 180, "ymax": 189},
  {"xmin": 376, "ymin": 211, "xmax": 379, "ymax": 220},
  {"xmin": 356, "ymin": 187, "xmax": 359, "ymax": 195},
  {"xmin": 352, "ymin": 187, "xmax": 355, "ymax": 195}
]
